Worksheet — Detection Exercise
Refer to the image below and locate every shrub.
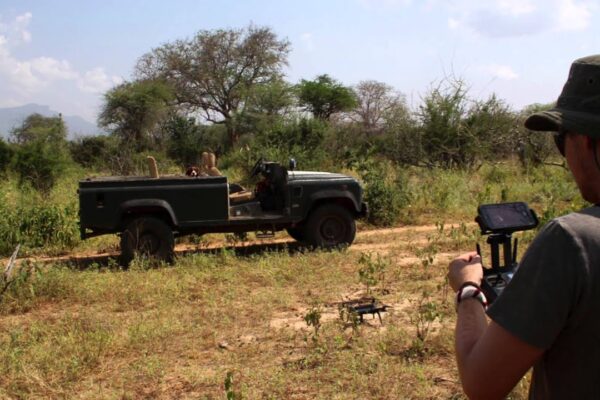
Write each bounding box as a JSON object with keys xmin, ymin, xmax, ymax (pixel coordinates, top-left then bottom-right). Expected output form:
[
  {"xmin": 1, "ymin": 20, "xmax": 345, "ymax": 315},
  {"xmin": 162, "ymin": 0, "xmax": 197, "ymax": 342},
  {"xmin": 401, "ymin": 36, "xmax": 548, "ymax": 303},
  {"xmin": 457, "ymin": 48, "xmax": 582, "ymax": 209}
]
[
  {"xmin": 359, "ymin": 160, "xmax": 410, "ymax": 226},
  {"xmin": 0, "ymin": 197, "xmax": 79, "ymax": 256},
  {"xmin": 69, "ymin": 135, "xmax": 118, "ymax": 170},
  {"xmin": 164, "ymin": 116, "xmax": 228, "ymax": 167},
  {"xmin": 0, "ymin": 138, "xmax": 13, "ymax": 174},
  {"xmin": 10, "ymin": 114, "xmax": 72, "ymax": 193},
  {"xmin": 12, "ymin": 140, "xmax": 70, "ymax": 193},
  {"xmin": 253, "ymin": 117, "xmax": 319, "ymax": 148},
  {"xmin": 414, "ymin": 79, "xmax": 519, "ymax": 169},
  {"xmin": 220, "ymin": 118, "xmax": 332, "ymax": 179}
]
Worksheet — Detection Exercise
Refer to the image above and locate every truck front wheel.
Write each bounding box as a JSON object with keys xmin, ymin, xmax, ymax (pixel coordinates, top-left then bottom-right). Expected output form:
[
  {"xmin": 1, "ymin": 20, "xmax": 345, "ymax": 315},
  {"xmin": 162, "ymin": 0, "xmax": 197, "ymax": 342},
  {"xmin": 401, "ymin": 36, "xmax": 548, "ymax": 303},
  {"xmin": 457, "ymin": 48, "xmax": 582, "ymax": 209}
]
[
  {"xmin": 303, "ymin": 204, "xmax": 356, "ymax": 248},
  {"xmin": 120, "ymin": 217, "xmax": 174, "ymax": 266}
]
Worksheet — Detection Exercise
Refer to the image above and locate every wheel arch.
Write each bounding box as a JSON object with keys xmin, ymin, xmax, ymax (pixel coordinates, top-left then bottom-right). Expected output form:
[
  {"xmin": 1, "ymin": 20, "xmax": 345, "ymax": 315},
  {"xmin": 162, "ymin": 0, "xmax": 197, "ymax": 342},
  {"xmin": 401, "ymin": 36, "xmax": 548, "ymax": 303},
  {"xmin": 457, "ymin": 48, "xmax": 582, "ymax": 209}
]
[
  {"xmin": 118, "ymin": 199, "xmax": 177, "ymax": 231},
  {"xmin": 306, "ymin": 195, "xmax": 358, "ymax": 219}
]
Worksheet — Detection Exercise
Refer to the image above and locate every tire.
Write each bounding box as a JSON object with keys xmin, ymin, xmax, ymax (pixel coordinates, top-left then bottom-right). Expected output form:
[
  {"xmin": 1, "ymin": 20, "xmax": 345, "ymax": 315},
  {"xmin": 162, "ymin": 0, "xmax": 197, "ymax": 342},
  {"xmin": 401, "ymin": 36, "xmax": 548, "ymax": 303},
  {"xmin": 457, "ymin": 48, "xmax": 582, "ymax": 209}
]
[
  {"xmin": 120, "ymin": 217, "xmax": 174, "ymax": 267},
  {"xmin": 303, "ymin": 204, "xmax": 356, "ymax": 248},
  {"xmin": 286, "ymin": 226, "xmax": 305, "ymax": 242}
]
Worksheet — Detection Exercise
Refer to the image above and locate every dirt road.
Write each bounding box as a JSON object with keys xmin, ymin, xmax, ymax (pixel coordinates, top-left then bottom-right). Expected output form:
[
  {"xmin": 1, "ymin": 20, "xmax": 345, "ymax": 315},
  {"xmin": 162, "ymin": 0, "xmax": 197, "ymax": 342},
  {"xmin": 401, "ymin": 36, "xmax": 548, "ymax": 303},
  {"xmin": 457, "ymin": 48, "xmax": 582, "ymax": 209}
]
[{"xmin": 2, "ymin": 222, "xmax": 471, "ymax": 267}]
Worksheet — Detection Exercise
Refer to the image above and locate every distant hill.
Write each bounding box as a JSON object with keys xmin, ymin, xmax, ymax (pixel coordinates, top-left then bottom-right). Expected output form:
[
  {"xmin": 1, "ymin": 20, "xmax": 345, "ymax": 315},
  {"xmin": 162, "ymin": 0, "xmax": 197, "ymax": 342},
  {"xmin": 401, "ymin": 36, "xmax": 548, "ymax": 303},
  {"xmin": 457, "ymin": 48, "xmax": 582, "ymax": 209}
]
[{"xmin": 0, "ymin": 104, "xmax": 103, "ymax": 140}]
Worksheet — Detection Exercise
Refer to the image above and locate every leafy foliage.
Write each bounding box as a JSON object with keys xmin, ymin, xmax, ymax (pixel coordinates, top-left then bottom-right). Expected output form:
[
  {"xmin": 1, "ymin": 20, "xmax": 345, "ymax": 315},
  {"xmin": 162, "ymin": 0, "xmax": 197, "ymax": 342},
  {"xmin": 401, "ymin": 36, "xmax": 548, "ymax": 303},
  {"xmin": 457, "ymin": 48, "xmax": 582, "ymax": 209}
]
[
  {"xmin": 164, "ymin": 116, "xmax": 227, "ymax": 167},
  {"xmin": 0, "ymin": 138, "xmax": 13, "ymax": 174},
  {"xmin": 10, "ymin": 114, "xmax": 71, "ymax": 193},
  {"xmin": 414, "ymin": 80, "xmax": 518, "ymax": 169},
  {"xmin": 98, "ymin": 79, "xmax": 174, "ymax": 150},
  {"xmin": 359, "ymin": 160, "xmax": 410, "ymax": 226},
  {"xmin": 357, "ymin": 252, "xmax": 389, "ymax": 294},
  {"xmin": 136, "ymin": 24, "xmax": 290, "ymax": 146},
  {"xmin": 69, "ymin": 135, "xmax": 119, "ymax": 170},
  {"xmin": 297, "ymin": 74, "xmax": 357, "ymax": 120},
  {"xmin": 0, "ymin": 197, "xmax": 79, "ymax": 256},
  {"xmin": 516, "ymin": 103, "xmax": 557, "ymax": 167}
]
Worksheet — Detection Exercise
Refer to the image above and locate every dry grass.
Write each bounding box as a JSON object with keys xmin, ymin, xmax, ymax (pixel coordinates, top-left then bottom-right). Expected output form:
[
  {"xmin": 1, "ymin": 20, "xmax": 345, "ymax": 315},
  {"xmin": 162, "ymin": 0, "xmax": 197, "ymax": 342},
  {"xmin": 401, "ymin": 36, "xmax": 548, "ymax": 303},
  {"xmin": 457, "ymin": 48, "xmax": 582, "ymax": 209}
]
[{"xmin": 0, "ymin": 224, "xmax": 532, "ymax": 399}]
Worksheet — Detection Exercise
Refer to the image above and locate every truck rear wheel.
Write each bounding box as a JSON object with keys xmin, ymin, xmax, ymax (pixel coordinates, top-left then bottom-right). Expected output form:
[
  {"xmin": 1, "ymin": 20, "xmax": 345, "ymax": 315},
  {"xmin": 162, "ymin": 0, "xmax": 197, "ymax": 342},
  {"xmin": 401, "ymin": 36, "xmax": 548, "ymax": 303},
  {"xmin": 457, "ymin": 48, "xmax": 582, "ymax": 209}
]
[
  {"xmin": 303, "ymin": 204, "xmax": 356, "ymax": 248},
  {"xmin": 120, "ymin": 217, "xmax": 174, "ymax": 267},
  {"xmin": 286, "ymin": 226, "xmax": 305, "ymax": 242}
]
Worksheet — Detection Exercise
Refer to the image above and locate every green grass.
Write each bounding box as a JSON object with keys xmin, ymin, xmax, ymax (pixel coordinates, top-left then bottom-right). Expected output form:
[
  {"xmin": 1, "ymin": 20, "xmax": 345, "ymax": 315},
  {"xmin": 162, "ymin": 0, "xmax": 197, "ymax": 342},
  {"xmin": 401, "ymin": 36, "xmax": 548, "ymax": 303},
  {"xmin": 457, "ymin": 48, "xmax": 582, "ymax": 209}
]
[
  {"xmin": 0, "ymin": 230, "xmax": 533, "ymax": 399},
  {"xmin": 0, "ymin": 159, "xmax": 584, "ymax": 398}
]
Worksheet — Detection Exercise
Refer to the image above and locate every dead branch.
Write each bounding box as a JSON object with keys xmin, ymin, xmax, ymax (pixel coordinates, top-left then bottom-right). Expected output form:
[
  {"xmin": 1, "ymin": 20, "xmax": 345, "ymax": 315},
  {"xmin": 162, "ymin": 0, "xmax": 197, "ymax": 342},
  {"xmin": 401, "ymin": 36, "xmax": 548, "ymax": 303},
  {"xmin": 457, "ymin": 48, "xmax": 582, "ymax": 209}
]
[{"xmin": 1, "ymin": 245, "xmax": 21, "ymax": 295}]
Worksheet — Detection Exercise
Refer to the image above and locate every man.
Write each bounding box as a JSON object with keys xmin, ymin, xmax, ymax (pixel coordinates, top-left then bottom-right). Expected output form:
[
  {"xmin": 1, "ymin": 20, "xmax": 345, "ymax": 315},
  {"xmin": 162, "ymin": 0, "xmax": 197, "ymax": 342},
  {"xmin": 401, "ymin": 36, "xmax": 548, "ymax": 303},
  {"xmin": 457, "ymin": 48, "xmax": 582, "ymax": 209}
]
[{"xmin": 448, "ymin": 54, "xmax": 600, "ymax": 399}]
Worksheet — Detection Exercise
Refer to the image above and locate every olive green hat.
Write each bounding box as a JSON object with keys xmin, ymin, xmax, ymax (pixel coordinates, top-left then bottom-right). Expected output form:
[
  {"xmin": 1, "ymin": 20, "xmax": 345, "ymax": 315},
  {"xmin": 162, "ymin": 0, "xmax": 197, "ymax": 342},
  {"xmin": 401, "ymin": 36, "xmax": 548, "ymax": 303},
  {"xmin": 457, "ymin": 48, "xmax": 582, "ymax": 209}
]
[{"xmin": 525, "ymin": 55, "xmax": 600, "ymax": 138}]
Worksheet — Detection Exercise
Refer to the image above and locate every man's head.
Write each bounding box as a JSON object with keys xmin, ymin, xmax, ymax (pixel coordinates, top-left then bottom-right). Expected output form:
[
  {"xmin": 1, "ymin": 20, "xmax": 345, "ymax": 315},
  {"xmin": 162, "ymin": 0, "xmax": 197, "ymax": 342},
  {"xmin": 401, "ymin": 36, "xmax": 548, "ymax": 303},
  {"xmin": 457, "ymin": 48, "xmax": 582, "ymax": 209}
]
[{"xmin": 525, "ymin": 55, "xmax": 600, "ymax": 203}]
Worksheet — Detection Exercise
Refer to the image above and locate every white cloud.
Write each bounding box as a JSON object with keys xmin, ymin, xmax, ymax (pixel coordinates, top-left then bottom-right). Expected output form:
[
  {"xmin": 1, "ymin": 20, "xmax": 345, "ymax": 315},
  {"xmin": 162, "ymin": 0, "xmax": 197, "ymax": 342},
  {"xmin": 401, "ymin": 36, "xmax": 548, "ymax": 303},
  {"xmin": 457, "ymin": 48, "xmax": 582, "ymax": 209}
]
[
  {"xmin": 0, "ymin": 12, "xmax": 32, "ymax": 45},
  {"xmin": 31, "ymin": 57, "xmax": 78, "ymax": 81},
  {"xmin": 78, "ymin": 67, "xmax": 123, "ymax": 93},
  {"xmin": 555, "ymin": 0, "xmax": 593, "ymax": 31},
  {"xmin": 443, "ymin": 0, "xmax": 594, "ymax": 37},
  {"xmin": 14, "ymin": 12, "xmax": 32, "ymax": 43},
  {"xmin": 0, "ymin": 12, "xmax": 121, "ymax": 103},
  {"xmin": 484, "ymin": 64, "xmax": 519, "ymax": 80}
]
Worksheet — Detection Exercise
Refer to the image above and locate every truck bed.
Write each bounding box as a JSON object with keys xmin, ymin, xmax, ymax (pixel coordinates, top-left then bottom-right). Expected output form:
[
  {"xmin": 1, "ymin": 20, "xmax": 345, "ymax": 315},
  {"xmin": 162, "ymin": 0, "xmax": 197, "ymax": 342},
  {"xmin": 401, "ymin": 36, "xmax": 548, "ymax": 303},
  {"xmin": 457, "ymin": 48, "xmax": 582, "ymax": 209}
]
[{"xmin": 79, "ymin": 175, "xmax": 230, "ymax": 236}]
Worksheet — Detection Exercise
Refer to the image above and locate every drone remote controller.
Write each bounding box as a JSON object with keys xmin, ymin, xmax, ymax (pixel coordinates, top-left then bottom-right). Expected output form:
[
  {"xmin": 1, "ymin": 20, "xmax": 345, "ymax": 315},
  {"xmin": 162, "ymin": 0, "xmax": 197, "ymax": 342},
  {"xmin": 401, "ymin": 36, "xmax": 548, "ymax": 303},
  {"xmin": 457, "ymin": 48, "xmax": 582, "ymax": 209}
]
[{"xmin": 476, "ymin": 202, "xmax": 538, "ymax": 302}]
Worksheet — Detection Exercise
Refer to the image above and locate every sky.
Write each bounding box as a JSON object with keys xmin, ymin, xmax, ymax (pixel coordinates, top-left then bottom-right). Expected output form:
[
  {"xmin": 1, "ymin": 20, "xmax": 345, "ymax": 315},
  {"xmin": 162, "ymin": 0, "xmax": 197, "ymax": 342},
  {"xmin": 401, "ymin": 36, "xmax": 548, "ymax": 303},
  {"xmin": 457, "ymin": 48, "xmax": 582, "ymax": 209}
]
[{"xmin": 0, "ymin": 0, "xmax": 598, "ymax": 123}]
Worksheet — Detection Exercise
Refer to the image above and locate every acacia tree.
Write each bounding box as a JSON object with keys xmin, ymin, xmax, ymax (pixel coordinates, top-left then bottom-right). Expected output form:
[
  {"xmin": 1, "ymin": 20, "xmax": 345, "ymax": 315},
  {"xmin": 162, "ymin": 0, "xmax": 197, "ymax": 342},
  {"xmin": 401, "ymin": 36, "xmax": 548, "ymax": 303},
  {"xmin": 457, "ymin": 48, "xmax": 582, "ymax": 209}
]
[
  {"xmin": 11, "ymin": 113, "xmax": 67, "ymax": 145},
  {"xmin": 352, "ymin": 80, "xmax": 406, "ymax": 136},
  {"xmin": 296, "ymin": 74, "xmax": 357, "ymax": 120},
  {"xmin": 98, "ymin": 79, "xmax": 174, "ymax": 149},
  {"xmin": 135, "ymin": 25, "xmax": 290, "ymax": 146}
]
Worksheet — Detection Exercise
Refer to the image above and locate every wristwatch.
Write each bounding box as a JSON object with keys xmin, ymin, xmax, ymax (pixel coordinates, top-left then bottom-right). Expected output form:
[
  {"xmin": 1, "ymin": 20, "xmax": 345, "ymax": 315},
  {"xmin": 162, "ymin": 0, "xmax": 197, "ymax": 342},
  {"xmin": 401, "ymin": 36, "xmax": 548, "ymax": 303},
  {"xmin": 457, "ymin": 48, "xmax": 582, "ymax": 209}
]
[{"xmin": 456, "ymin": 281, "xmax": 488, "ymax": 310}]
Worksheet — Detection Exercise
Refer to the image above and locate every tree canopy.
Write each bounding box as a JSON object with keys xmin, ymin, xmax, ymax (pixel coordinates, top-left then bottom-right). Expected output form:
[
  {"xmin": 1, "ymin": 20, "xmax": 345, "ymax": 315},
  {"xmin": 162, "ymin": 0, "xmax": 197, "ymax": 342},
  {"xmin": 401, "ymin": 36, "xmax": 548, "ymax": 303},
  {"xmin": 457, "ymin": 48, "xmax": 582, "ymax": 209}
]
[
  {"xmin": 10, "ymin": 114, "xmax": 71, "ymax": 192},
  {"xmin": 297, "ymin": 75, "xmax": 357, "ymax": 120},
  {"xmin": 352, "ymin": 80, "xmax": 406, "ymax": 135},
  {"xmin": 10, "ymin": 113, "xmax": 67, "ymax": 145},
  {"xmin": 135, "ymin": 25, "xmax": 290, "ymax": 145},
  {"xmin": 98, "ymin": 79, "xmax": 174, "ymax": 149}
]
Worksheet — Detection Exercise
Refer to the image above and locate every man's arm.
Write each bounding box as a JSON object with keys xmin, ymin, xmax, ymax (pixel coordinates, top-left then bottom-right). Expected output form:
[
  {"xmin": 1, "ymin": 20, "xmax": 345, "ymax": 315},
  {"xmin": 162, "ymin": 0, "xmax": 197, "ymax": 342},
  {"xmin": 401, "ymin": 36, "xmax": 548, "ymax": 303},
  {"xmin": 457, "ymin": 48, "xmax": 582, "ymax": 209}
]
[
  {"xmin": 449, "ymin": 252, "xmax": 544, "ymax": 399},
  {"xmin": 455, "ymin": 299, "xmax": 544, "ymax": 399}
]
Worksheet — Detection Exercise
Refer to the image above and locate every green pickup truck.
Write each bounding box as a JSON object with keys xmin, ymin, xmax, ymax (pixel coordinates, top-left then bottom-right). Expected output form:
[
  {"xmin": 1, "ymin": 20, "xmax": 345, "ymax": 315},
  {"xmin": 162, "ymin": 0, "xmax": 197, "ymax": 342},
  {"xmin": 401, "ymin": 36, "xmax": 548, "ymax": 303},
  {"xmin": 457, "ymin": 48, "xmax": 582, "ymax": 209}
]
[{"xmin": 79, "ymin": 159, "xmax": 368, "ymax": 265}]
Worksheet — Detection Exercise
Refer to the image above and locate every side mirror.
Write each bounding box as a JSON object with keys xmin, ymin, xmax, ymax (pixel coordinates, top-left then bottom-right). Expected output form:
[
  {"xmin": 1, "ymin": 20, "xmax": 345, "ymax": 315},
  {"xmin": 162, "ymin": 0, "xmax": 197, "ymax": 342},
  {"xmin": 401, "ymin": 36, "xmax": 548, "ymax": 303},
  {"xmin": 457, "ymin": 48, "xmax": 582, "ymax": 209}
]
[{"xmin": 288, "ymin": 158, "xmax": 297, "ymax": 171}]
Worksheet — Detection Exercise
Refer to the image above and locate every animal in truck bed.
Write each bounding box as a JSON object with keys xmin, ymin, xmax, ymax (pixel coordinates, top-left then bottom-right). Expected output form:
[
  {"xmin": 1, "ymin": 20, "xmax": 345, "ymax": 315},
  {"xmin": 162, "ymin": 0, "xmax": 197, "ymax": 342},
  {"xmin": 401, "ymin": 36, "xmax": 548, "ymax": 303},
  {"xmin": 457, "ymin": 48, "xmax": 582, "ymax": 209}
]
[{"xmin": 78, "ymin": 157, "xmax": 368, "ymax": 266}]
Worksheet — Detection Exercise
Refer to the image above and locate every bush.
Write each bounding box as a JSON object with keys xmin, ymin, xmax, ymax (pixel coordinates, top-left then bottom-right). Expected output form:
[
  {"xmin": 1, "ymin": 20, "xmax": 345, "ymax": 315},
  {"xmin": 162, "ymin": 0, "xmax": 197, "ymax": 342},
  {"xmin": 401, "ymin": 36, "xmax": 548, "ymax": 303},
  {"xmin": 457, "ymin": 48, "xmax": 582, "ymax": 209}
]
[
  {"xmin": 69, "ymin": 135, "xmax": 118, "ymax": 170},
  {"xmin": 221, "ymin": 118, "xmax": 332, "ymax": 178},
  {"xmin": 255, "ymin": 118, "xmax": 327, "ymax": 153},
  {"xmin": 0, "ymin": 138, "xmax": 13, "ymax": 174},
  {"xmin": 12, "ymin": 140, "xmax": 71, "ymax": 193},
  {"xmin": 10, "ymin": 114, "xmax": 72, "ymax": 193},
  {"xmin": 413, "ymin": 79, "xmax": 519, "ymax": 169},
  {"xmin": 359, "ymin": 160, "xmax": 410, "ymax": 226},
  {"xmin": 164, "ymin": 116, "xmax": 228, "ymax": 167},
  {"xmin": 0, "ymin": 197, "xmax": 79, "ymax": 256}
]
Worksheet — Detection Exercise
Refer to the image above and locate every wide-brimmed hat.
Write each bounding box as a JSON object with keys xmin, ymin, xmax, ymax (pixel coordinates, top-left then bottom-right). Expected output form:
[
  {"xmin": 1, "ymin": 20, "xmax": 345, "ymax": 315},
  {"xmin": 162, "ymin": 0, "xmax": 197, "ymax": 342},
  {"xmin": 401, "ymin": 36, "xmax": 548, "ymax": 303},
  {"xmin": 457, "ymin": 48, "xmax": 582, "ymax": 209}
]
[{"xmin": 525, "ymin": 55, "xmax": 600, "ymax": 138}]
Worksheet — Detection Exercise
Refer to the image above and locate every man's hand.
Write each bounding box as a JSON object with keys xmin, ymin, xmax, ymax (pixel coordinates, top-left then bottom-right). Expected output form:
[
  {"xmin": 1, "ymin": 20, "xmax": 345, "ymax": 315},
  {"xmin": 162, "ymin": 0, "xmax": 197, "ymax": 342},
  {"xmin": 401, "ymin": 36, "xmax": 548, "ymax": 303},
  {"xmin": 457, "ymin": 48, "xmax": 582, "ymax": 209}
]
[{"xmin": 448, "ymin": 251, "xmax": 483, "ymax": 292}]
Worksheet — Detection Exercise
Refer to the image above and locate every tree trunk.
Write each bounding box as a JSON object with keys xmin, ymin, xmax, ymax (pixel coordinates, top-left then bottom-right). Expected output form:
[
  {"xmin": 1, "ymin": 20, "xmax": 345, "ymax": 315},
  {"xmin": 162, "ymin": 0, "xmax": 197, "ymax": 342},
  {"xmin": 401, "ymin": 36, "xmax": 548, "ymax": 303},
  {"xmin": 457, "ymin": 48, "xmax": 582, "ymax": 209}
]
[{"xmin": 225, "ymin": 119, "xmax": 239, "ymax": 146}]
